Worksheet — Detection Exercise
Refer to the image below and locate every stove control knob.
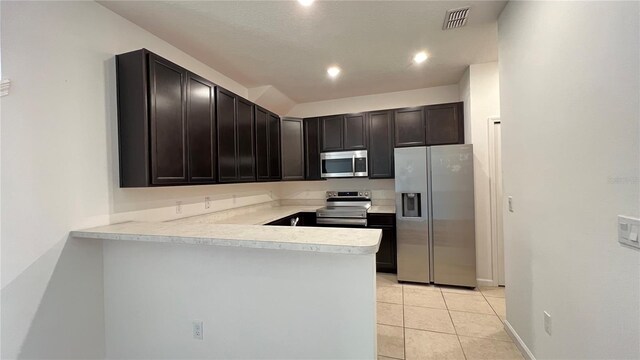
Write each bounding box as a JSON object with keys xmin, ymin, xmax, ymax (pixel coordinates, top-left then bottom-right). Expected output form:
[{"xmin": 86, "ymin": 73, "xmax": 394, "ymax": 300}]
[
  {"xmin": 359, "ymin": 192, "xmax": 363, "ymax": 196},
  {"xmin": 364, "ymin": 191, "xmax": 370, "ymax": 197}
]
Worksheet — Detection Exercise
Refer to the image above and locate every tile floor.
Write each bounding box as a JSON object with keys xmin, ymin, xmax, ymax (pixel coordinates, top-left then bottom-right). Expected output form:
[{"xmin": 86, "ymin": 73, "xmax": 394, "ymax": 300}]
[{"xmin": 376, "ymin": 273, "xmax": 523, "ymax": 360}]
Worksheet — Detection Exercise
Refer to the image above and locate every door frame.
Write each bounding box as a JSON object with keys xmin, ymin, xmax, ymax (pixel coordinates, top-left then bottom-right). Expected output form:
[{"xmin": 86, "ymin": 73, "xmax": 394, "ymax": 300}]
[{"xmin": 488, "ymin": 117, "xmax": 505, "ymax": 286}]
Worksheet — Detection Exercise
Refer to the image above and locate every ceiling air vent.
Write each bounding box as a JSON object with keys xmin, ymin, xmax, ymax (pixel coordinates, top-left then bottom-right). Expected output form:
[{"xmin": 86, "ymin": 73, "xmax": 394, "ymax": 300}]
[{"xmin": 443, "ymin": 6, "xmax": 470, "ymax": 30}]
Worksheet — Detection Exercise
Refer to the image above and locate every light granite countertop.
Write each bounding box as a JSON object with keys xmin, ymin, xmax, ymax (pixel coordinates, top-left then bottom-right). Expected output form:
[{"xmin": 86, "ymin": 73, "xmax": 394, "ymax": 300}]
[
  {"xmin": 71, "ymin": 205, "xmax": 382, "ymax": 255},
  {"xmin": 369, "ymin": 205, "xmax": 396, "ymax": 214}
]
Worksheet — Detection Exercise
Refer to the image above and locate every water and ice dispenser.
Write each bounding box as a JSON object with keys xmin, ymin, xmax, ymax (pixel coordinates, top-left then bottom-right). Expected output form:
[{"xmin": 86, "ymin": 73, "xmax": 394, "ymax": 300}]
[{"xmin": 402, "ymin": 193, "xmax": 421, "ymax": 218}]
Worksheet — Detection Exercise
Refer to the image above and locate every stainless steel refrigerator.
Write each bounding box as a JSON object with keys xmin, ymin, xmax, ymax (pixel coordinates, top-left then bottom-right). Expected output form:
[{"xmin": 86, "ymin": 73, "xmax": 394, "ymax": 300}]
[{"xmin": 395, "ymin": 145, "xmax": 476, "ymax": 287}]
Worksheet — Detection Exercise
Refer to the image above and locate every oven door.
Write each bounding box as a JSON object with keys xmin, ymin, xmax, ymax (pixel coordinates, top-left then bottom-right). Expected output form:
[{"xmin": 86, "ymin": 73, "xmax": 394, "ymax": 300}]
[{"xmin": 321, "ymin": 150, "xmax": 368, "ymax": 178}]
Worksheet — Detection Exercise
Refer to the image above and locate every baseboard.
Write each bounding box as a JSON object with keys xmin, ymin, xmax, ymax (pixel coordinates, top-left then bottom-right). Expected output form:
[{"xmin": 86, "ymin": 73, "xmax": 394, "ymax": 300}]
[
  {"xmin": 476, "ymin": 278, "xmax": 496, "ymax": 287},
  {"xmin": 504, "ymin": 320, "xmax": 536, "ymax": 360}
]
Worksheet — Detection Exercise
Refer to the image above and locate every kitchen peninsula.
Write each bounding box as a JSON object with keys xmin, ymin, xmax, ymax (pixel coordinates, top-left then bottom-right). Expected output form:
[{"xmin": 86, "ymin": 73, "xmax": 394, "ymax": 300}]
[{"xmin": 71, "ymin": 205, "xmax": 382, "ymax": 359}]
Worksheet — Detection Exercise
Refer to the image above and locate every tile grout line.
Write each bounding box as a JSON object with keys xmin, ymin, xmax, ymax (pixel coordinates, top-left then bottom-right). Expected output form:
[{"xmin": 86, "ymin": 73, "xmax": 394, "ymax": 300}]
[
  {"xmin": 401, "ymin": 284, "xmax": 406, "ymax": 360},
  {"xmin": 443, "ymin": 290, "xmax": 468, "ymax": 360}
]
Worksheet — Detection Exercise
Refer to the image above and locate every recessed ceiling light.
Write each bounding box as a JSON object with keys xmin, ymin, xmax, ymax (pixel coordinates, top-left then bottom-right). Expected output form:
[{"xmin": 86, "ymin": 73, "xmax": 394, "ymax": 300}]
[
  {"xmin": 413, "ymin": 51, "xmax": 428, "ymax": 64},
  {"xmin": 327, "ymin": 66, "xmax": 341, "ymax": 78},
  {"xmin": 298, "ymin": 0, "xmax": 314, "ymax": 6}
]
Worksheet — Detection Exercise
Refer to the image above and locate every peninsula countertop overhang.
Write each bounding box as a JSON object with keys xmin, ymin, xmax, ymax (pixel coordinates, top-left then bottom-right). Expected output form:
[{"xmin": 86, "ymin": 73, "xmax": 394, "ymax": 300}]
[{"xmin": 70, "ymin": 205, "xmax": 386, "ymax": 255}]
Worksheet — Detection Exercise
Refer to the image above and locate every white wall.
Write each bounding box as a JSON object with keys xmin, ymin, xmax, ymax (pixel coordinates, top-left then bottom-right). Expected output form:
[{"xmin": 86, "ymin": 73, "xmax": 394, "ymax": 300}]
[
  {"xmin": 0, "ymin": 2, "xmax": 277, "ymax": 358},
  {"xmin": 103, "ymin": 240, "xmax": 376, "ymax": 359},
  {"xmin": 499, "ymin": 1, "xmax": 639, "ymax": 359},
  {"xmin": 286, "ymin": 85, "xmax": 460, "ymax": 118},
  {"xmin": 458, "ymin": 62, "xmax": 500, "ymax": 286}
]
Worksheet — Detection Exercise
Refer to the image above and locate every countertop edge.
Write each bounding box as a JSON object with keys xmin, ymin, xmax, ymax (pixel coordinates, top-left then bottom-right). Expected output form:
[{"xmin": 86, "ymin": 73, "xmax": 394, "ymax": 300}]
[{"xmin": 69, "ymin": 229, "xmax": 382, "ymax": 256}]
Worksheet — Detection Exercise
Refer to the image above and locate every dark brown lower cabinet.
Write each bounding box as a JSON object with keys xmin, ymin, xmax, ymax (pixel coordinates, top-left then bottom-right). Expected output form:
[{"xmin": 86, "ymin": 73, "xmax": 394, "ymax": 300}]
[
  {"xmin": 369, "ymin": 213, "xmax": 397, "ymax": 273},
  {"xmin": 281, "ymin": 118, "xmax": 305, "ymax": 180},
  {"xmin": 265, "ymin": 212, "xmax": 316, "ymax": 226},
  {"xmin": 425, "ymin": 102, "xmax": 464, "ymax": 145}
]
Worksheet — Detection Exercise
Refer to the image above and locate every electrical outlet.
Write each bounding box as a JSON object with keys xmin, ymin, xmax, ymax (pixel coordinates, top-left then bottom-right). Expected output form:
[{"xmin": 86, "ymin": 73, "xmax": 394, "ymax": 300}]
[
  {"xmin": 176, "ymin": 201, "xmax": 182, "ymax": 214},
  {"xmin": 508, "ymin": 196, "xmax": 514, "ymax": 212},
  {"xmin": 205, "ymin": 197, "xmax": 211, "ymax": 209},
  {"xmin": 618, "ymin": 215, "xmax": 640, "ymax": 249},
  {"xmin": 544, "ymin": 311, "xmax": 552, "ymax": 335},
  {"xmin": 192, "ymin": 321, "xmax": 203, "ymax": 340}
]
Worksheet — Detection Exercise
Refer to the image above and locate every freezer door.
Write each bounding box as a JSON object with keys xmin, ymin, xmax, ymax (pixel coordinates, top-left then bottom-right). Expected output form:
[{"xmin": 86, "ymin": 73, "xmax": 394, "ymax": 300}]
[
  {"xmin": 394, "ymin": 147, "xmax": 430, "ymax": 283},
  {"xmin": 430, "ymin": 144, "xmax": 476, "ymax": 287}
]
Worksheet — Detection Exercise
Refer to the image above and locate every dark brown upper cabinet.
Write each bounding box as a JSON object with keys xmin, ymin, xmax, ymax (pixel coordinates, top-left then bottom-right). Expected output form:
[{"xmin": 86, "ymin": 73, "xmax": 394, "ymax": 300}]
[
  {"xmin": 394, "ymin": 107, "xmax": 426, "ymax": 147},
  {"xmin": 281, "ymin": 118, "xmax": 305, "ymax": 180},
  {"xmin": 425, "ymin": 102, "xmax": 464, "ymax": 145},
  {"xmin": 320, "ymin": 113, "xmax": 368, "ymax": 152},
  {"xmin": 255, "ymin": 106, "xmax": 281, "ymax": 181},
  {"xmin": 216, "ymin": 88, "xmax": 255, "ymax": 183},
  {"xmin": 116, "ymin": 49, "xmax": 217, "ymax": 187},
  {"xmin": 343, "ymin": 113, "xmax": 367, "ymax": 150},
  {"xmin": 186, "ymin": 72, "xmax": 217, "ymax": 184},
  {"xmin": 148, "ymin": 53, "xmax": 188, "ymax": 185},
  {"xmin": 368, "ymin": 110, "xmax": 394, "ymax": 179},
  {"xmin": 303, "ymin": 118, "xmax": 322, "ymax": 180},
  {"xmin": 320, "ymin": 115, "xmax": 343, "ymax": 151}
]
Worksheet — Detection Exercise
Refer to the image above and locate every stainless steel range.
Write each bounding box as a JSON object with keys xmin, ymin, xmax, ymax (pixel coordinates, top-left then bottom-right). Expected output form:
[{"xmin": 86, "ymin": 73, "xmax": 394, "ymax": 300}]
[{"xmin": 316, "ymin": 191, "xmax": 372, "ymax": 227}]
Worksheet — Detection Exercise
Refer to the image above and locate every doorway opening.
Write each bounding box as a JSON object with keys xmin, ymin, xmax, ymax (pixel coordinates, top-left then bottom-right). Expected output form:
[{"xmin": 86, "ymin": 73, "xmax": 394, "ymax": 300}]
[{"xmin": 488, "ymin": 117, "xmax": 505, "ymax": 286}]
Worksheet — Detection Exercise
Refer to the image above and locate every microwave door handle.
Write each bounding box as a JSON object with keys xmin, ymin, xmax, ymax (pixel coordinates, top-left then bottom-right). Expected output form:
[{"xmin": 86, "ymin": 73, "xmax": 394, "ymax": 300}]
[{"xmin": 352, "ymin": 155, "xmax": 356, "ymax": 176}]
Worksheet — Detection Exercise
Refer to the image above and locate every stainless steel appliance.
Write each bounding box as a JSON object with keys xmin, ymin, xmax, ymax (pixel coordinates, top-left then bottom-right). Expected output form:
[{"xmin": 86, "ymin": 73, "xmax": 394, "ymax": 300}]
[
  {"xmin": 395, "ymin": 145, "xmax": 476, "ymax": 287},
  {"xmin": 316, "ymin": 190, "xmax": 371, "ymax": 226},
  {"xmin": 320, "ymin": 150, "xmax": 368, "ymax": 178}
]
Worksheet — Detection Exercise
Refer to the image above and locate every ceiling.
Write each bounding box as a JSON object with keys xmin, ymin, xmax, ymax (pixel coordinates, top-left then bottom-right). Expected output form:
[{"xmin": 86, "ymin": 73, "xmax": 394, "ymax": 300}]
[{"xmin": 99, "ymin": 1, "xmax": 507, "ymax": 103}]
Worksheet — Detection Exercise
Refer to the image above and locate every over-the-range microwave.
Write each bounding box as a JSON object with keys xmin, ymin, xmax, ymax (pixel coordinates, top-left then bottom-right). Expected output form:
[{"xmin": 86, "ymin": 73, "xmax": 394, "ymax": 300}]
[{"xmin": 320, "ymin": 150, "xmax": 368, "ymax": 178}]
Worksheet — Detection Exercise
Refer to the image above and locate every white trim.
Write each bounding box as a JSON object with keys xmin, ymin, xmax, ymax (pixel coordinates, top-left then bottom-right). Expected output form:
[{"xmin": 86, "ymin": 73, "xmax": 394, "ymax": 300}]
[
  {"xmin": 487, "ymin": 116, "xmax": 503, "ymax": 286},
  {"xmin": 0, "ymin": 79, "xmax": 10, "ymax": 97},
  {"xmin": 476, "ymin": 278, "xmax": 495, "ymax": 287},
  {"xmin": 504, "ymin": 320, "xmax": 536, "ymax": 360}
]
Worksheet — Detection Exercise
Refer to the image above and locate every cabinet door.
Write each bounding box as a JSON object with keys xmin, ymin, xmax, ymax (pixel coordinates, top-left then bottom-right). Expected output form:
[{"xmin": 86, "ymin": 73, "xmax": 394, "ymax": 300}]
[
  {"xmin": 216, "ymin": 88, "xmax": 238, "ymax": 182},
  {"xmin": 425, "ymin": 102, "xmax": 464, "ymax": 145},
  {"xmin": 255, "ymin": 107, "xmax": 270, "ymax": 180},
  {"xmin": 268, "ymin": 113, "xmax": 281, "ymax": 180},
  {"xmin": 186, "ymin": 72, "xmax": 216, "ymax": 183},
  {"xmin": 376, "ymin": 227, "xmax": 397, "ymax": 273},
  {"xmin": 320, "ymin": 115, "xmax": 344, "ymax": 151},
  {"xmin": 237, "ymin": 98, "xmax": 255, "ymax": 181},
  {"xmin": 148, "ymin": 54, "xmax": 188, "ymax": 185},
  {"xmin": 304, "ymin": 118, "xmax": 322, "ymax": 180},
  {"xmin": 343, "ymin": 113, "xmax": 367, "ymax": 150},
  {"xmin": 281, "ymin": 118, "xmax": 305, "ymax": 180},
  {"xmin": 368, "ymin": 110, "xmax": 394, "ymax": 179},
  {"xmin": 394, "ymin": 107, "xmax": 426, "ymax": 147}
]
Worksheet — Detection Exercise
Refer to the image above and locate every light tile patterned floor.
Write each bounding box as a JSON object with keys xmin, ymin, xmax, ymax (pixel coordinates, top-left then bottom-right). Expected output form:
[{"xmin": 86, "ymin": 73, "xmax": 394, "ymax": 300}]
[{"xmin": 376, "ymin": 273, "xmax": 523, "ymax": 360}]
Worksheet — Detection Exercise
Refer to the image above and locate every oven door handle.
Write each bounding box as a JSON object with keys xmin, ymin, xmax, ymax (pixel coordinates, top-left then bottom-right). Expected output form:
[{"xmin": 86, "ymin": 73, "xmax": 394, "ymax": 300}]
[{"xmin": 316, "ymin": 218, "xmax": 368, "ymax": 227}]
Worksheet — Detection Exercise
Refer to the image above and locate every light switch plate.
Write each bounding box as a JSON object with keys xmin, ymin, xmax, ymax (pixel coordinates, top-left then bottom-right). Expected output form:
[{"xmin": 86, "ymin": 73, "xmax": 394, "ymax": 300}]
[{"xmin": 618, "ymin": 215, "xmax": 640, "ymax": 249}]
